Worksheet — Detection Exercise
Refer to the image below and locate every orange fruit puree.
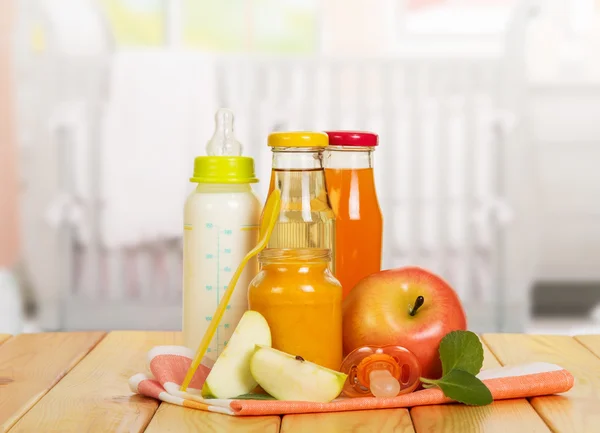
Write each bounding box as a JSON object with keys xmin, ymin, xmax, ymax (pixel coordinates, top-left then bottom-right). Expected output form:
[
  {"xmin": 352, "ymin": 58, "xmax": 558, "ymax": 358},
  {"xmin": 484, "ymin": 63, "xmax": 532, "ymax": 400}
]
[
  {"xmin": 248, "ymin": 249, "xmax": 343, "ymax": 370},
  {"xmin": 325, "ymin": 167, "xmax": 383, "ymax": 297}
]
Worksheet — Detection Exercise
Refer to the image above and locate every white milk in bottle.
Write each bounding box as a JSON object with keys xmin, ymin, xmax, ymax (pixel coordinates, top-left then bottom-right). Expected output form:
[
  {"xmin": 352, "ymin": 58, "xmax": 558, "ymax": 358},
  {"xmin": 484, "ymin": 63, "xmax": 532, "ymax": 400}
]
[{"xmin": 183, "ymin": 109, "xmax": 261, "ymax": 360}]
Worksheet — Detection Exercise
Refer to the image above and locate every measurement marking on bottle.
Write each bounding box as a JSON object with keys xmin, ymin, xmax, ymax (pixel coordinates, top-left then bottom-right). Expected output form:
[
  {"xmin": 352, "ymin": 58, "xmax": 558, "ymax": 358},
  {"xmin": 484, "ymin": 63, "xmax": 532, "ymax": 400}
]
[
  {"xmin": 201, "ymin": 224, "xmax": 242, "ymax": 355},
  {"xmin": 216, "ymin": 229, "xmax": 220, "ymax": 351}
]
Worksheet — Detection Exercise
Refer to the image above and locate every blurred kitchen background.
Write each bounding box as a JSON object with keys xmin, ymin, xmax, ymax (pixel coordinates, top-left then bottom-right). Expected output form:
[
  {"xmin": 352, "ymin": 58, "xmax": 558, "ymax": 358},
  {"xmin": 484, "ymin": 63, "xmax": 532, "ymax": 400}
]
[{"xmin": 1, "ymin": 0, "xmax": 599, "ymax": 335}]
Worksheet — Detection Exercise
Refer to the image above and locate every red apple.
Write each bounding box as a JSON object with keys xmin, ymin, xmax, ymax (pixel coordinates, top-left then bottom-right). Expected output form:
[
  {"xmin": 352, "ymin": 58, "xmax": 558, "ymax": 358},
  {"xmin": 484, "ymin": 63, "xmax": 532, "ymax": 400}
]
[{"xmin": 342, "ymin": 267, "xmax": 467, "ymax": 380}]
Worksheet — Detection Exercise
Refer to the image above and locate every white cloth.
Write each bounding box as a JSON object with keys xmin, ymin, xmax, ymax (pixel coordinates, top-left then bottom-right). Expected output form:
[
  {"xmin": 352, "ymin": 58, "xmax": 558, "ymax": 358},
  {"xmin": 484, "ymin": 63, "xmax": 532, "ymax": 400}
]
[{"xmin": 100, "ymin": 50, "xmax": 218, "ymax": 248}]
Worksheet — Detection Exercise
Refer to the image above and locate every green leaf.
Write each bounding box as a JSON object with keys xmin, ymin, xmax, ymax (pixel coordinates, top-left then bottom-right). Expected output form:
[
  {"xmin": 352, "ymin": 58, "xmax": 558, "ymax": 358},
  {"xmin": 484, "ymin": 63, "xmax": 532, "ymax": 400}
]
[
  {"xmin": 438, "ymin": 330, "xmax": 484, "ymax": 376},
  {"xmin": 423, "ymin": 370, "xmax": 493, "ymax": 406}
]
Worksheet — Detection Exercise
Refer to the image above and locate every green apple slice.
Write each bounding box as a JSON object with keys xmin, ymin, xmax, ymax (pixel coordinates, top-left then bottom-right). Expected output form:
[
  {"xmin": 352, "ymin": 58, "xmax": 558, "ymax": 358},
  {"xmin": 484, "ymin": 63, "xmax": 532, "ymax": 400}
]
[
  {"xmin": 202, "ymin": 310, "xmax": 271, "ymax": 399},
  {"xmin": 250, "ymin": 346, "xmax": 347, "ymax": 402}
]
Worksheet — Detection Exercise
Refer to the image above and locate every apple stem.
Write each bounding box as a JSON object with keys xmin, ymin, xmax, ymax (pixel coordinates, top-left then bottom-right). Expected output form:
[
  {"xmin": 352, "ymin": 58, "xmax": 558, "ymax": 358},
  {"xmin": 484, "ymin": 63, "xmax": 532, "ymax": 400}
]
[{"xmin": 409, "ymin": 296, "xmax": 425, "ymax": 316}]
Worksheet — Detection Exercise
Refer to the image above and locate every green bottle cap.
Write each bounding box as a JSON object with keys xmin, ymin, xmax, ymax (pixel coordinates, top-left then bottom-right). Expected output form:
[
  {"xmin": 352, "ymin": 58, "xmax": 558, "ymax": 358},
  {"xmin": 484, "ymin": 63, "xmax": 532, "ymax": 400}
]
[{"xmin": 190, "ymin": 156, "xmax": 258, "ymax": 184}]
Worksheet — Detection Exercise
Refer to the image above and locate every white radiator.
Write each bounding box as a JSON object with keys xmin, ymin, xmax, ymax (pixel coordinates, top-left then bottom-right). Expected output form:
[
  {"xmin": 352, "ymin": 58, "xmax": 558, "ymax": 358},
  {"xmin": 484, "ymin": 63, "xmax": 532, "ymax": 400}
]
[
  {"xmin": 14, "ymin": 4, "xmax": 535, "ymax": 333},
  {"xmin": 215, "ymin": 56, "xmax": 518, "ymax": 332},
  {"xmin": 40, "ymin": 54, "xmax": 528, "ymax": 333}
]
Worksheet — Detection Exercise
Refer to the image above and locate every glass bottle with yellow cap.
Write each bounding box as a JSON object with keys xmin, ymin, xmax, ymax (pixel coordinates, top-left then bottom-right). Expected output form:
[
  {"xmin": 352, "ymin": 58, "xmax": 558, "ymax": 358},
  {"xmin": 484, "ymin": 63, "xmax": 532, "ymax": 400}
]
[
  {"xmin": 263, "ymin": 131, "xmax": 336, "ymax": 269},
  {"xmin": 183, "ymin": 109, "xmax": 261, "ymax": 359}
]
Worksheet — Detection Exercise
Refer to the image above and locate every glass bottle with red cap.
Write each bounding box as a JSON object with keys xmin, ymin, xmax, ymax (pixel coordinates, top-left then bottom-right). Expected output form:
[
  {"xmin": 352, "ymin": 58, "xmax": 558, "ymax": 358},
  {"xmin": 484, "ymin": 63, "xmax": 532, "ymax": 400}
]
[{"xmin": 323, "ymin": 131, "xmax": 383, "ymax": 298}]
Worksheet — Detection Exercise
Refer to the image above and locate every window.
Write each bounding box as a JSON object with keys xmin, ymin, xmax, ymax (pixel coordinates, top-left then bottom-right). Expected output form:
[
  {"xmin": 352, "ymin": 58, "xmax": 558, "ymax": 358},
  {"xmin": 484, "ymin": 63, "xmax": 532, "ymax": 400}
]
[
  {"xmin": 99, "ymin": 0, "xmax": 165, "ymax": 46},
  {"xmin": 182, "ymin": 0, "xmax": 318, "ymax": 53}
]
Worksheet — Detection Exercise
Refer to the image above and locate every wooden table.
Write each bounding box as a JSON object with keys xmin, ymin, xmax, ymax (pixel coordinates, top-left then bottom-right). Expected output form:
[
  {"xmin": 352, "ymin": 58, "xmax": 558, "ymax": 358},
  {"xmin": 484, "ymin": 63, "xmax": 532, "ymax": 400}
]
[{"xmin": 0, "ymin": 332, "xmax": 599, "ymax": 432}]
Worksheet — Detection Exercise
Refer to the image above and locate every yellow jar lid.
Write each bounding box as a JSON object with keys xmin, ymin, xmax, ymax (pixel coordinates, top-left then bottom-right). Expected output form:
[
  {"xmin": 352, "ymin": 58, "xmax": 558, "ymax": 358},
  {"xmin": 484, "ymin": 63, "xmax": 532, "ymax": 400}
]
[{"xmin": 268, "ymin": 131, "xmax": 328, "ymax": 148}]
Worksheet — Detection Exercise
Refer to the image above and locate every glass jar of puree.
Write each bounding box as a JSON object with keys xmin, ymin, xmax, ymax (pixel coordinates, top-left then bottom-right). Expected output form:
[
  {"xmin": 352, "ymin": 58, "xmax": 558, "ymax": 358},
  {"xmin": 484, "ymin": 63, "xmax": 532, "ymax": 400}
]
[{"xmin": 248, "ymin": 248, "xmax": 342, "ymax": 370}]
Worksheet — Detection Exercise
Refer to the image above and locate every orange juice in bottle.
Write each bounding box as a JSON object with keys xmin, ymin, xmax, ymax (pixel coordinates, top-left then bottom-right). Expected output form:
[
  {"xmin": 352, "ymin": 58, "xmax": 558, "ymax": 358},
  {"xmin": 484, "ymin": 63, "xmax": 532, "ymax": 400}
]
[
  {"xmin": 324, "ymin": 131, "xmax": 383, "ymax": 298},
  {"xmin": 248, "ymin": 248, "xmax": 343, "ymax": 370}
]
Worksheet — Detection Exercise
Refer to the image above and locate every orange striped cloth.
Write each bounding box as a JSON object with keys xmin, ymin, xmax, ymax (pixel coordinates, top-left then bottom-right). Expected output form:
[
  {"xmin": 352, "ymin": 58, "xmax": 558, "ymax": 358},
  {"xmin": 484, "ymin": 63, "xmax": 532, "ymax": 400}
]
[{"xmin": 129, "ymin": 346, "xmax": 574, "ymax": 416}]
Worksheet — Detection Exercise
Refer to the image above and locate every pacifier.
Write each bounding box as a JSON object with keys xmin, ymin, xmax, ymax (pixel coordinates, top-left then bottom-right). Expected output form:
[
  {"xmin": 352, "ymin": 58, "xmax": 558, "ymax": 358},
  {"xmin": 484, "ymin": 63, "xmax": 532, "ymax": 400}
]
[{"xmin": 340, "ymin": 345, "xmax": 421, "ymax": 398}]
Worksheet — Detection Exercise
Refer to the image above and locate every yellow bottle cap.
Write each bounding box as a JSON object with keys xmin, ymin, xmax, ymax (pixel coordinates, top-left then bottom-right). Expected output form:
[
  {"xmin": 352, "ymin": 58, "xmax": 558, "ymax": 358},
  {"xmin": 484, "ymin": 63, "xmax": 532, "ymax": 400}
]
[
  {"xmin": 190, "ymin": 156, "xmax": 258, "ymax": 184},
  {"xmin": 268, "ymin": 131, "xmax": 328, "ymax": 148}
]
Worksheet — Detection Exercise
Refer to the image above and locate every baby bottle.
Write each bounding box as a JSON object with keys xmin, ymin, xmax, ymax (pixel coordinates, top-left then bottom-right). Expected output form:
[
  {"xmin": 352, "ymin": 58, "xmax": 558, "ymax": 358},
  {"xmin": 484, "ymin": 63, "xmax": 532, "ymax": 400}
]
[
  {"xmin": 323, "ymin": 131, "xmax": 383, "ymax": 297},
  {"xmin": 263, "ymin": 132, "xmax": 336, "ymax": 270},
  {"xmin": 183, "ymin": 109, "xmax": 261, "ymax": 360}
]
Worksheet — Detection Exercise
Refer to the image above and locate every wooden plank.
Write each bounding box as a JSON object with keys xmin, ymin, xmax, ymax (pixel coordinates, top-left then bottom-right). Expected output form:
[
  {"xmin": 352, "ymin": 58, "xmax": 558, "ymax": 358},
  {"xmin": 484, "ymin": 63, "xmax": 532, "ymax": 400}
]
[
  {"xmin": 281, "ymin": 409, "xmax": 414, "ymax": 433},
  {"xmin": 481, "ymin": 338, "xmax": 503, "ymax": 370},
  {"xmin": 483, "ymin": 334, "xmax": 600, "ymax": 433},
  {"xmin": 412, "ymin": 400, "xmax": 550, "ymax": 433},
  {"xmin": 0, "ymin": 332, "xmax": 105, "ymax": 432},
  {"xmin": 0, "ymin": 334, "xmax": 12, "ymax": 385},
  {"xmin": 574, "ymin": 334, "xmax": 600, "ymax": 359},
  {"xmin": 411, "ymin": 339, "xmax": 549, "ymax": 433},
  {"xmin": 8, "ymin": 331, "xmax": 178, "ymax": 433},
  {"xmin": 144, "ymin": 403, "xmax": 281, "ymax": 433}
]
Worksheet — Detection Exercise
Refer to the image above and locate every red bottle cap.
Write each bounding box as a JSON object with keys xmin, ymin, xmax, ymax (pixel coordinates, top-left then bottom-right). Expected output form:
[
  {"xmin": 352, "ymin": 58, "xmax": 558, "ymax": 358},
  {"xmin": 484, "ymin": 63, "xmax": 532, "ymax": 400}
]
[{"xmin": 325, "ymin": 131, "xmax": 379, "ymax": 147}]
